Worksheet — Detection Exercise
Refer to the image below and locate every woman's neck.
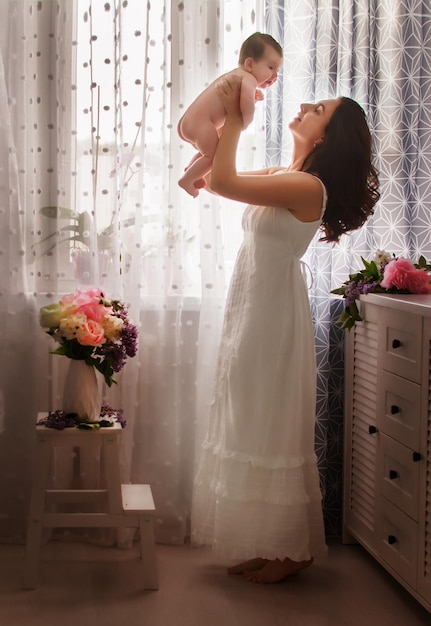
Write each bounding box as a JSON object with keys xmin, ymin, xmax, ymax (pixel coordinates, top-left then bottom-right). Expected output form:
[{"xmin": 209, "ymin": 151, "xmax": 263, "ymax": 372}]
[
  {"xmin": 289, "ymin": 141, "xmax": 313, "ymax": 172},
  {"xmin": 288, "ymin": 159, "xmax": 304, "ymax": 171},
  {"xmin": 289, "ymin": 145, "xmax": 313, "ymax": 172}
]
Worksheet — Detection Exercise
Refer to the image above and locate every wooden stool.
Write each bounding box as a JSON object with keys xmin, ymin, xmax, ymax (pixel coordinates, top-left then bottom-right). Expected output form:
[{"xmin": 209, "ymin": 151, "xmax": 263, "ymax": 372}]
[{"xmin": 23, "ymin": 416, "xmax": 158, "ymax": 590}]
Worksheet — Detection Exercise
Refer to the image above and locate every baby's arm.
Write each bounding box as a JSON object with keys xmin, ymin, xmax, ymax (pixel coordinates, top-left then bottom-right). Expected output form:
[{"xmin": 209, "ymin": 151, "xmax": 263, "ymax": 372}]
[{"xmin": 239, "ymin": 74, "xmax": 258, "ymax": 129}]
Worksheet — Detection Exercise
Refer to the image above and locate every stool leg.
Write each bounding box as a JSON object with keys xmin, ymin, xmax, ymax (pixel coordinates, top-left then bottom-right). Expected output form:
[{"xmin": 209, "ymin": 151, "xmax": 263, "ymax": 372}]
[
  {"xmin": 23, "ymin": 437, "xmax": 51, "ymax": 589},
  {"xmin": 139, "ymin": 515, "xmax": 158, "ymax": 590},
  {"xmin": 103, "ymin": 435, "xmax": 123, "ymax": 514}
]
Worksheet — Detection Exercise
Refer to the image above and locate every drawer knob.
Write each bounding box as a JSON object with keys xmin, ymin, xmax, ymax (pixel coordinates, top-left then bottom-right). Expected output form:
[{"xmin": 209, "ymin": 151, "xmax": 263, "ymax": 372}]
[
  {"xmin": 389, "ymin": 469, "xmax": 398, "ymax": 480},
  {"xmin": 390, "ymin": 405, "xmax": 400, "ymax": 415},
  {"xmin": 412, "ymin": 451, "xmax": 422, "ymax": 462},
  {"xmin": 392, "ymin": 338, "xmax": 402, "ymax": 349},
  {"xmin": 387, "ymin": 535, "xmax": 397, "ymax": 545},
  {"xmin": 368, "ymin": 425, "xmax": 378, "ymax": 435}
]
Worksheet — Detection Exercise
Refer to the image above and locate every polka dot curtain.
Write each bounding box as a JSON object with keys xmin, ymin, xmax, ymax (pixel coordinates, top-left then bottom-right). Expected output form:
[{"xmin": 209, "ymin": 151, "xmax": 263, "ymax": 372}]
[{"xmin": 0, "ymin": 0, "xmax": 267, "ymax": 544}]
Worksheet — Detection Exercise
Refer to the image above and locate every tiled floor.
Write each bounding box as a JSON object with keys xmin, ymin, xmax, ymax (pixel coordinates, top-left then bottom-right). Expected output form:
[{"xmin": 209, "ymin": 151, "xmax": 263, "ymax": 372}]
[{"xmin": 1, "ymin": 539, "xmax": 430, "ymax": 625}]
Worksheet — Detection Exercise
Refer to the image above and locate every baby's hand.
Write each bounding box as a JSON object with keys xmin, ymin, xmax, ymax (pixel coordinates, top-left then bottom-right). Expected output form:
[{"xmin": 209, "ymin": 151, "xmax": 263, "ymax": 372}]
[
  {"xmin": 255, "ymin": 89, "xmax": 264, "ymax": 102},
  {"xmin": 216, "ymin": 75, "xmax": 243, "ymax": 118}
]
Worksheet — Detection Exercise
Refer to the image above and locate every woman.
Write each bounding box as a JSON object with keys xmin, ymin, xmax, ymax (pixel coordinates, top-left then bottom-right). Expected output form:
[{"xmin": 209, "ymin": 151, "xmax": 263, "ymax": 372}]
[{"xmin": 191, "ymin": 76, "xmax": 379, "ymax": 584}]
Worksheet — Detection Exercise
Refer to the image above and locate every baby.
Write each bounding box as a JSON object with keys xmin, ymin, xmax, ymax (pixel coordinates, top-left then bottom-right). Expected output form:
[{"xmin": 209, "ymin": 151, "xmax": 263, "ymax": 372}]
[{"xmin": 177, "ymin": 32, "xmax": 283, "ymax": 197}]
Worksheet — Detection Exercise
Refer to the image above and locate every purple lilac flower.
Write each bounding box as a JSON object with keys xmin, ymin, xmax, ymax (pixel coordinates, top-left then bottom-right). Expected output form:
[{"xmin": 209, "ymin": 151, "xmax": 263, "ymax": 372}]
[
  {"xmin": 344, "ymin": 278, "xmax": 378, "ymax": 307},
  {"xmin": 112, "ymin": 349, "xmax": 127, "ymax": 372},
  {"xmin": 99, "ymin": 341, "xmax": 127, "ymax": 372},
  {"xmin": 361, "ymin": 281, "xmax": 379, "ymax": 295},
  {"xmin": 38, "ymin": 404, "xmax": 126, "ymax": 430},
  {"xmin": 122, "ymin": 323, "xmax": 138, "ymax": 358},
  {"xmin": 100, "ymin": 401, "xmax": 127, "ymax": 427},
  {"xmin": 344, "ymin": 281, "xmax": 363, "ymax": 306},
  {"xmin": 40, "ymin": 410, "xmax": 79, "ymax": 430}
]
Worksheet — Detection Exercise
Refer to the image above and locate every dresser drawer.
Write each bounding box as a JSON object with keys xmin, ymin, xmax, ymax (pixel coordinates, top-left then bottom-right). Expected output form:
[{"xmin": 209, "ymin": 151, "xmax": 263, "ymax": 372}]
[
  {"xmin": 377, "ymin": 433, "xmax": 420, "ymax": 520},
  {"xmin": 377, "ymin": 370, "xmax": 421, "ymax": 450},
  {"xmin": 375, "ymin": 496, "xmax": 418, "ymax": 588},
  {"xmin": 378, "ymin": 309, "xmax": 422, "ymax": 383}
]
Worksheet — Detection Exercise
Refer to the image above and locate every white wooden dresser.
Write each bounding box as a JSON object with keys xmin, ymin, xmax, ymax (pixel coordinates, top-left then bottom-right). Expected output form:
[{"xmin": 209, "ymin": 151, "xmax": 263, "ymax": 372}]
[{"xmin": 343, "ymin": 293, "xmax": 431, "ymax": 612}]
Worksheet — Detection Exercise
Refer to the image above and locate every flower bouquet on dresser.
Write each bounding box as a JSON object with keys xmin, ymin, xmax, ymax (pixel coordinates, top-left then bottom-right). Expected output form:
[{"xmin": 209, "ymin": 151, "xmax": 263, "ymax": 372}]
[
  {"xmin": 39, "ymin": 288, "xmax": 138, "ymax": 429},
  {"xmin": 331, "ymin": 250, "xmax": 431, "ymax": 330}
]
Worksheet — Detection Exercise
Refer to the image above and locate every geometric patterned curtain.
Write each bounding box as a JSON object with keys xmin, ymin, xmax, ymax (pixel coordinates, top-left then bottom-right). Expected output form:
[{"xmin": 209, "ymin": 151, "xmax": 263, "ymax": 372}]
[{"xmin": 266, "ymin": 0, "xmax": 431, "ymax": 535}]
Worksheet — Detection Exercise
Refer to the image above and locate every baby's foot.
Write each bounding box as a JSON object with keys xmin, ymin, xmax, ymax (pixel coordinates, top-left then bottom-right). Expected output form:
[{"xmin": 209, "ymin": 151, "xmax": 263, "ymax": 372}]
[
  {"xmin": 194, "ymin": 178, "xmax": 206, "ymax": 190},
  {"xmin": 178, "ymin": 177, "xmax": 199, "ymax": 198},
  {"xmin": 244, "ymin": 557, "xmax": 313, "ymax": 584},
  {"xmin": 227, "ymin": 557, "xmax": 269, "ymax": 575}
]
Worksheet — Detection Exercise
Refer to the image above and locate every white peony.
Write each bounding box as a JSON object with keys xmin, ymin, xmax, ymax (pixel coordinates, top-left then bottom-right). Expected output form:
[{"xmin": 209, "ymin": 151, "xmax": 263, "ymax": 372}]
[
  {"xmin": 373, "ymin": 249, "xmax": 392, "ymax": 268},
  {"xmin": 58, "ymin": 313, "xmax": 87, "ymax": 339},
  {"xmin": 101, "ymin": 314, "xmax": 124, "ymax": 340}
]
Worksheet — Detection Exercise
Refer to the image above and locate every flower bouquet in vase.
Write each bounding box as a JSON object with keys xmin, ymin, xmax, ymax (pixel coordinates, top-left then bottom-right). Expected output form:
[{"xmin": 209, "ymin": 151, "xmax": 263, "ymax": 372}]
[{"xmin": 39, "ymin": 288, "xmax": 138, "ymax": 424}]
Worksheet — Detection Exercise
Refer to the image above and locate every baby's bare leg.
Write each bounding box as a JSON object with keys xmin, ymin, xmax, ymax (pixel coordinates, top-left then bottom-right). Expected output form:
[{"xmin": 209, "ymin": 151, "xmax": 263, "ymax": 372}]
[
  {"xmin": 179, "ymin": 124, "xmax": 219, "ymax": 197},
  {"xmin": 184, "ymin": 151, "xmax": 202, "ymax": 171}
]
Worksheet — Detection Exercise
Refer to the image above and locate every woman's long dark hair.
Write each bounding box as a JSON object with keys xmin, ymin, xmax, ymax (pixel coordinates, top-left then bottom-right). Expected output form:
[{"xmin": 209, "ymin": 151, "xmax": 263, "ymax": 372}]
[{"xmin": 304, "ymin": 97, "xmax": 380, "ymax": 243}]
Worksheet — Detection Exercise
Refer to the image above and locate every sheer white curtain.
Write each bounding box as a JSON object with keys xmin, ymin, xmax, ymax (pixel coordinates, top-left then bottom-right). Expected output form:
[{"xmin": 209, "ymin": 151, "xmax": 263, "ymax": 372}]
[
  {"xmin": 0, "ymin": 0, "xmax": 267, "ymax": 543},
  {"xmin": 0, "ymin": 0, "xmax": 75, "ymax": 538},
  {"xmin": 107, "ymin": 0, "xmax": 265, "ymax": 544}
]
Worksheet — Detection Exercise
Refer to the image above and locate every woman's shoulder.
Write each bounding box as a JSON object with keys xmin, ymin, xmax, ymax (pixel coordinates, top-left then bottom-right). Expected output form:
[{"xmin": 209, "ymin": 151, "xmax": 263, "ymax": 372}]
[
  {"xmin": 270, "ymin": 171, "xmax": 326, "ymax": 221},
  {"xmin": 271, "ymin": 169, "xmax": 324, "ymax": 187}
]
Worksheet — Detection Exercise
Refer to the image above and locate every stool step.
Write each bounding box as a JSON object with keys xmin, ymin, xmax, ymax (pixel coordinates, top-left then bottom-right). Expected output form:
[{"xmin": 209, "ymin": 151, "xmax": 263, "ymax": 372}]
[
  {"xmin": 46, "ymin": 489, "xmax": 108, "ymax": 505},
  {"xmin": 121, "ymin": 484, "xmax": 155, "ymax": 515}
]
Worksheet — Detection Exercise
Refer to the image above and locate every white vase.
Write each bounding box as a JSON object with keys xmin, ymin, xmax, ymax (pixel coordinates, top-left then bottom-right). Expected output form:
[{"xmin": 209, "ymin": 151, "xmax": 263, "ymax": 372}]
[{"xmin": 62, "ymin": 359, "xmax": 102, "ymax": 422}]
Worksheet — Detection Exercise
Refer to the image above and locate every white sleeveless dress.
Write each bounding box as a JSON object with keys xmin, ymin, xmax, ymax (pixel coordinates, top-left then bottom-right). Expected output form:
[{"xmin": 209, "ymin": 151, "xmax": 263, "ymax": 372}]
[{"xmin": 191, "ymin": 181, "xmax": 328, "ymax": 562}]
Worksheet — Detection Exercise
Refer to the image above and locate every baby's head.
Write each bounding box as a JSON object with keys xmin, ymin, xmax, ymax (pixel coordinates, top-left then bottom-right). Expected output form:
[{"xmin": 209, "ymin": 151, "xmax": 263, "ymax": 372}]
[{"xmin": 239, "ymin": 32, "xmax": 283, "ymax": 88}]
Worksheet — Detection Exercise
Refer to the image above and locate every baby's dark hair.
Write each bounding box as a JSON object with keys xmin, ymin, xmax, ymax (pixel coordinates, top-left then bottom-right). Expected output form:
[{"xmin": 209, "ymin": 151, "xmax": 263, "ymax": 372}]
[{"xmin": 239, "ymin": 32, "xmax": 282, "ymax": 64}]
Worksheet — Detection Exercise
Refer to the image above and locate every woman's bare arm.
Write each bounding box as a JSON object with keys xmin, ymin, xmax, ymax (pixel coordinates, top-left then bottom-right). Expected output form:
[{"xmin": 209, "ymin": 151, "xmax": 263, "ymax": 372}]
[
  {"xmin": 204, "ymin": 166, "xmax": 280, "ymax": 194},
  {"xmin": 210, "ymin": 76, "xmax": 323, "ymax": 221}
]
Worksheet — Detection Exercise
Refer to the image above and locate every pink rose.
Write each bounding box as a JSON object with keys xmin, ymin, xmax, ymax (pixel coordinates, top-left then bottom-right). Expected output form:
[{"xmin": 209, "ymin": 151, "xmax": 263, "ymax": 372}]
[
  {"xmin": 76, "ymin": 319, "xmax": 106, "ymax": 346},
  {"xmin": 381, "ymin": 257, "xmax": 431, "ymax": 293},
  {"xmin": 62, "ymin": 289, "xmax": 109, "ymax": 323}
]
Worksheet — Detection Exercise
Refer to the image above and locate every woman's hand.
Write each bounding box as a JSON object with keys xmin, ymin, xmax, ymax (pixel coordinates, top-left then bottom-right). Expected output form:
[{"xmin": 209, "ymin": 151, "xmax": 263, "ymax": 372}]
[{"xmin": 215, "ymin": 75, "xmax": 243, "ymax": 122}]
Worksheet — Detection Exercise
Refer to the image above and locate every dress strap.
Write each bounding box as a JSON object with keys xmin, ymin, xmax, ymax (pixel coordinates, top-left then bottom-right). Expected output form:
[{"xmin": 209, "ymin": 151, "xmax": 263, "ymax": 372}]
[{"xmin": 313, "ymin": 176, "xmax": 327, "ymax": 218}]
